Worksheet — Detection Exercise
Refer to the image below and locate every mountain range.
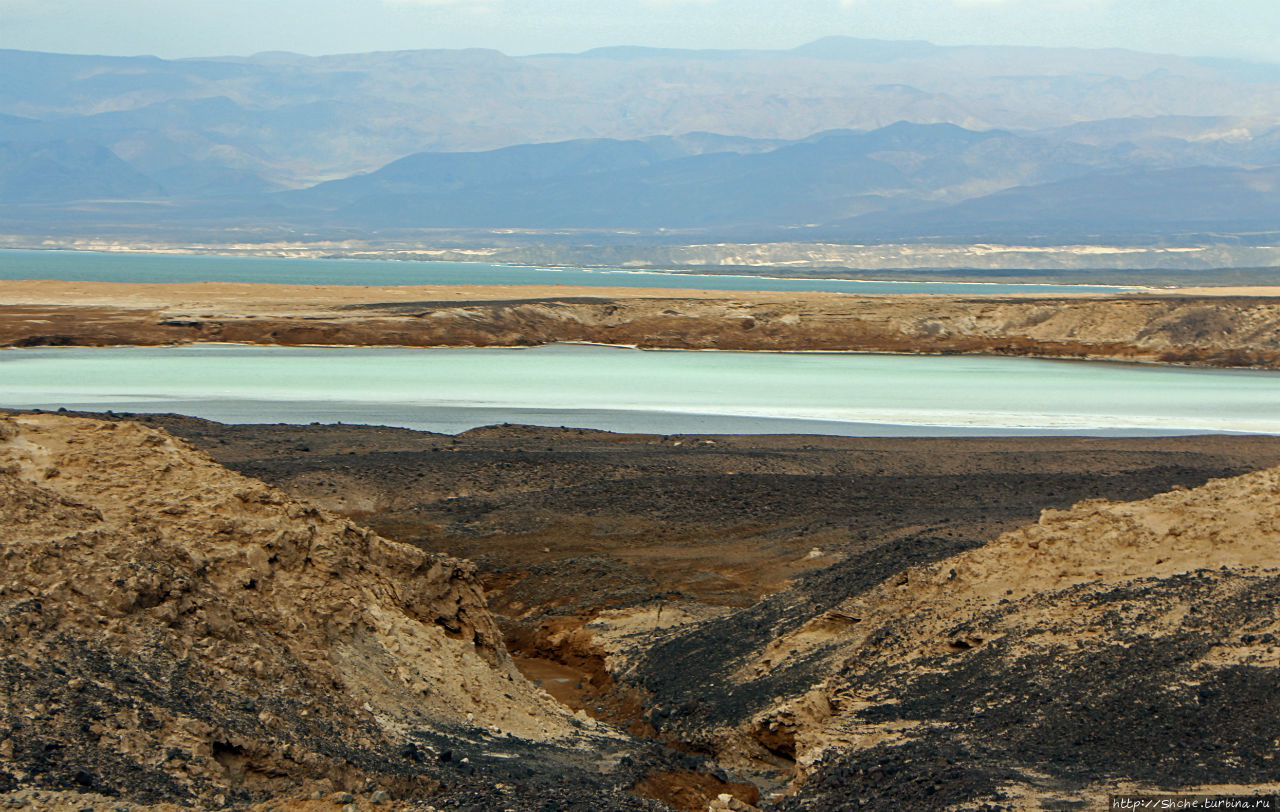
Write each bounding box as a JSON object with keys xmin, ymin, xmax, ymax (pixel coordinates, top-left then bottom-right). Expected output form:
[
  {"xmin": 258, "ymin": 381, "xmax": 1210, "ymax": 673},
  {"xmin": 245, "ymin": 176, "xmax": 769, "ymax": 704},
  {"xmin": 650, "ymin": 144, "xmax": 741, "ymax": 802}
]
[{"xmin": 3, "ymin": 39, "xmax": 1280, "ymax": 245}]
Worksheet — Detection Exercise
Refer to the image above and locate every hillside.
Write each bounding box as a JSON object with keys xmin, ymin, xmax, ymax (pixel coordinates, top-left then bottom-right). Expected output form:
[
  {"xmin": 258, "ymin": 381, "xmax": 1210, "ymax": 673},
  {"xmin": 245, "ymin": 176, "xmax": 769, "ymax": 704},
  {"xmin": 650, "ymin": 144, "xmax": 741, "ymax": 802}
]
[
  {"xmin": 5, "ymin": 412, "xmax": 1280, "ymax": 809},
  {"xmin": 10, "ymin": 414, "xmax": 1280, "ymax": 804},
  {"xmin": 0, "ymin": 413, "xmax": 668, "ymax": 810},
  {"xmin": 712, "ymin": 463, "xmax": 1280, "ymax": 808}
]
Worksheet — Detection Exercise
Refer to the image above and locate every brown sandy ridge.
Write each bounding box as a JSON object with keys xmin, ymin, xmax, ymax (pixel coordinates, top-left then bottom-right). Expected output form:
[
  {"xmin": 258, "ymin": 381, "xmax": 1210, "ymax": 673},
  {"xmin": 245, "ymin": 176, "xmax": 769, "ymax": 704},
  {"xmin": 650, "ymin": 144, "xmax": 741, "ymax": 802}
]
[
  {"xmin": 3, "ymin": 281, "xmax": 1280, "ymax": 366},
  {"xmin": 0, "ymin": 413, "xmax": 683, "ymax": 811}
]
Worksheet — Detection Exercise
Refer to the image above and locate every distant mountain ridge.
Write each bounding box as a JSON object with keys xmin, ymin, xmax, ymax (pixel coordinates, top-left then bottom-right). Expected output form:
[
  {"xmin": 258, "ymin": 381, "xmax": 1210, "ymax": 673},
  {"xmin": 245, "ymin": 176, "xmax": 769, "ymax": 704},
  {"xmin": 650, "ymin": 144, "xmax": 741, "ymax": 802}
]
[
  {"xmin": 3, "ymin": 40, "xmax": 1280, "ymax": 246},
  {"xmin": 0, "ymin": 139, "xmax": 162, "ymax": 202},
  {"xmin": 264, "ymin": 123, "xmax": 1280, "ymax": 240},
  {"xmin": 3, "ymin": 38, "xmax": 1279, "ymax": 188}
]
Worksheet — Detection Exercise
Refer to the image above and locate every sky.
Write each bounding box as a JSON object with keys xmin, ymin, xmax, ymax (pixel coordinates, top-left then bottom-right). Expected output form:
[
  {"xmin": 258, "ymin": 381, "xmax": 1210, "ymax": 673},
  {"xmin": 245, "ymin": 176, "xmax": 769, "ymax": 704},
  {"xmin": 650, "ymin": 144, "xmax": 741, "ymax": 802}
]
[{"xmin": 2, "ymin": 0, "xmax": 1279, "ymax": 63}]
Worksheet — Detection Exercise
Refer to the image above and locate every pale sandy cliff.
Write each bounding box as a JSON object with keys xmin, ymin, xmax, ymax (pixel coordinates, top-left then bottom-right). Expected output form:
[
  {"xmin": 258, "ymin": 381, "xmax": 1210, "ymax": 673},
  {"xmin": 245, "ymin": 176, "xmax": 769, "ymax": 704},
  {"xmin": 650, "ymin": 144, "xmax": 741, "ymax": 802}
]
[{"xmin": 0, "ymin": 414, "xmax": 659, "ymax": 810}]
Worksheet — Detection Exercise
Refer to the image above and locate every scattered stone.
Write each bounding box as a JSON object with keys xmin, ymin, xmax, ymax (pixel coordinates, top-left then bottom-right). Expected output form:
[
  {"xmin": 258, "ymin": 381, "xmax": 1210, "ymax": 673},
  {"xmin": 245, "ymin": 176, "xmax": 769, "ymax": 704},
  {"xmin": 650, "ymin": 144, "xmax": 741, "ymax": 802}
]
[{"xmin": 708, "ymin": 793, "xmax": 761, "ymax": 812}]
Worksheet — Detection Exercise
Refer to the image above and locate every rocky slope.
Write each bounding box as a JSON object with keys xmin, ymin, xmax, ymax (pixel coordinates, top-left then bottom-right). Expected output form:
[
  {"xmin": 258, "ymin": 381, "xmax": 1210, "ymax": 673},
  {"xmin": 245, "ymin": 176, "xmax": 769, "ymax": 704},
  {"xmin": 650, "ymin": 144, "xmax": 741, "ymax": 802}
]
[
  {"xmin": 58, "ymin": 413, "xmax": 1280, "ymax": 810},
  {"xmin": 0, "ymin": 413, "xmax": 676, "ymax": 810},
  {"xmin": 4, "ymin": 410, "xmax": 1280, "ymax": 808},
  {"xmin": 622, "ymin": 460, "xmax": 1280, "ymax": 808},
  {"xmin": 3, "ymin": 282, "xmax": 1280, "ymax": 368}
]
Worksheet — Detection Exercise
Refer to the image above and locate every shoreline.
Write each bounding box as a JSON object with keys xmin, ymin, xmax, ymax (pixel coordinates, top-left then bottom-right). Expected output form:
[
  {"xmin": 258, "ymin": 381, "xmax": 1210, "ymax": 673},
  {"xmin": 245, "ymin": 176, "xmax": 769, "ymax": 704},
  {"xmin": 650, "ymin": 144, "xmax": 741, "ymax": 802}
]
[
  {"xmin": 6, "ymin": 241, "xmax": 1280, "ymax": 286},
  {"xmin": 11, "ymin": 336, "xmax": 1280, "ymax": 373}
]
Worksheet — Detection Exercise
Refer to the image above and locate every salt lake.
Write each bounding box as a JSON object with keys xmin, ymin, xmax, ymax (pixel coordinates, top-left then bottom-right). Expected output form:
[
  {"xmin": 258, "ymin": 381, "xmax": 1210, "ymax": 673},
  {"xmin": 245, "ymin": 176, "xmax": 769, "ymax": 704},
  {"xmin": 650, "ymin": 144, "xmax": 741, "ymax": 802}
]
[{"xmin": 1, "ymin": 344, "xmax": 1277, "ymax": 436}]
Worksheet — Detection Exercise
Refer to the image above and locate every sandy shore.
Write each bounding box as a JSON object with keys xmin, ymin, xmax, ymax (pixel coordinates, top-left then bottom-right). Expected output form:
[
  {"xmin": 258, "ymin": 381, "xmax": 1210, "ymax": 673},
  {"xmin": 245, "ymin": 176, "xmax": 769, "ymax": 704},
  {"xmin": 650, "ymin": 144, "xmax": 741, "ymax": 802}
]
[
  {"xmin": 4, "ymin": 279, "xmax": 1280, "ymax": 308},
  {"xmin": 0, "ymin": 280, "xmax": 713, "ymax": 311}
]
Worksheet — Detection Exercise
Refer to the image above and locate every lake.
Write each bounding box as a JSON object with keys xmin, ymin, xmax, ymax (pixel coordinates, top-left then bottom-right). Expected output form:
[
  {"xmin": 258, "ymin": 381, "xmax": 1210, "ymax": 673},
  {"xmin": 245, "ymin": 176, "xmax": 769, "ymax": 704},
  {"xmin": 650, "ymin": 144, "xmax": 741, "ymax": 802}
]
[
  {"xmin": 1, "ymin": 344, "xmax": 1276, "ymax": 436},
  {"xmin": 0, "ymin": 249, "xmax": 1142, "ymax": 295}
]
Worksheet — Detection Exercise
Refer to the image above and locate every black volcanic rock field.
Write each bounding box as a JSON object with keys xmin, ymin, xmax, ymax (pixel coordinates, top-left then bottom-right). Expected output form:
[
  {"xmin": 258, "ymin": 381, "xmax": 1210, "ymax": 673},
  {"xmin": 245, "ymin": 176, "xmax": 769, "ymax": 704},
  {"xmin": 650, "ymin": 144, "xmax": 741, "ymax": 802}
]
[{"xmin": 5, "ymin": 411, "xmax": 1280, "ymax": 810}]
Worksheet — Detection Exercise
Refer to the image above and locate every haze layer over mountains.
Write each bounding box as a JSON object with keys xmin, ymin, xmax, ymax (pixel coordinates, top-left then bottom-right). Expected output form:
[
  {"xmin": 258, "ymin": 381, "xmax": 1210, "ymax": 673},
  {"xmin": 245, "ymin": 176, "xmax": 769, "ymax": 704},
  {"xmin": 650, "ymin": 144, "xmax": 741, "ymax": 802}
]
[{"xmin": 4, "ymin": 37, "xmax": 1280, "ymax": 245}]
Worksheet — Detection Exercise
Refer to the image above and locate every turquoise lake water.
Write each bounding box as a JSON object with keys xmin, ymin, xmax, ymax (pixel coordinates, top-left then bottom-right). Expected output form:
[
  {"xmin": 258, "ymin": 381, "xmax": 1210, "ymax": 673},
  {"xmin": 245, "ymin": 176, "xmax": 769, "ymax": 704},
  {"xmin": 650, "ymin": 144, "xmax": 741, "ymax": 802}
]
[
  {"xmin": 0, "ymin": 249, "xmax": 1141, "ymax": 295},
  {"xmin": 1, "ymin": 344, "xmax": 1277, "ymax": 436}
]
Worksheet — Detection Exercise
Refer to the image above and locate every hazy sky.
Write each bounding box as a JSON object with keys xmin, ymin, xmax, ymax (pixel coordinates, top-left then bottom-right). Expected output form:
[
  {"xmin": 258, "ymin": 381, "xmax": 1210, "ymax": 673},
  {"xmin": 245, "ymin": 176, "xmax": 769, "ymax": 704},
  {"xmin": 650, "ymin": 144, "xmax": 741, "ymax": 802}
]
[{"xmin": 2, "ymin": 0, "xmax": 1279, "ymax": 62}]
